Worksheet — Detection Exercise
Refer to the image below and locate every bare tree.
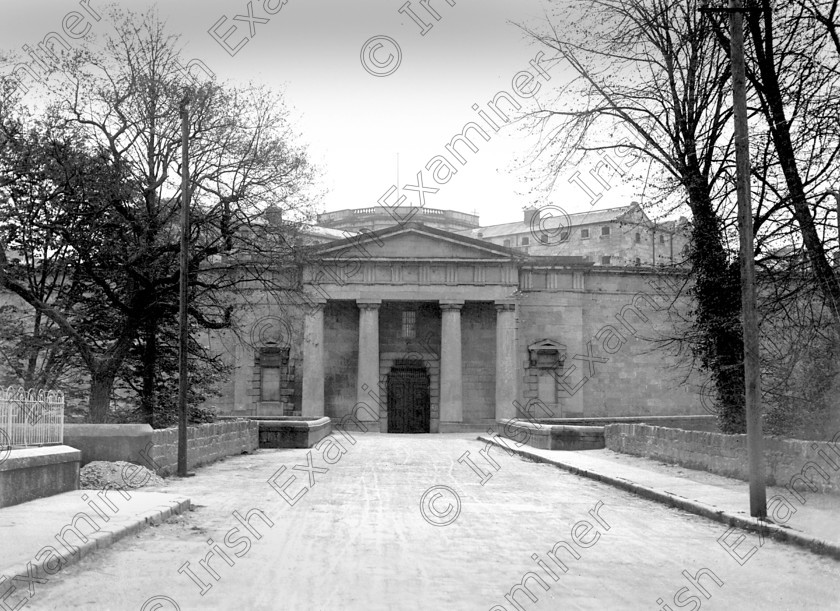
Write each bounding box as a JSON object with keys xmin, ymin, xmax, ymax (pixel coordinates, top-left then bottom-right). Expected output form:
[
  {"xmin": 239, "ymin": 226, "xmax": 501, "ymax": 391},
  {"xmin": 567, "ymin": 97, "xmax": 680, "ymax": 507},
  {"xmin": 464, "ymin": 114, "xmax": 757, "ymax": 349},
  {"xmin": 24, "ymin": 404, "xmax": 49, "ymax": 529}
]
[
  {"xmin": 706, "ymin": 0, "xmax": 840, "ymax": 314},
  {"xmin": 0, "ymin": 9, "xmax": 315, "ymax": 422},
  {"xmin": 521, "ymin": 0, "xmax": 753, "ymax": 431}
]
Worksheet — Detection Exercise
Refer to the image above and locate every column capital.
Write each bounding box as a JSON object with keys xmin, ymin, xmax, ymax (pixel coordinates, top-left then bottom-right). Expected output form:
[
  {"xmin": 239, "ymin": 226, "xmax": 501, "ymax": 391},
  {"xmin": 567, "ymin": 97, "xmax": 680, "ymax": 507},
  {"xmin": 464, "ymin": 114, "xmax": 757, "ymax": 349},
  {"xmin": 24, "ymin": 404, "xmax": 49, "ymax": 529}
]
[
  {"xmin": 357, "ymin": 298, "xmax": 382, "ymax": 311},
  {"xmin": 439, "ymin": 300, "xmax": 465, "ymax": 311},
  {"xmin": 495, "ymin": 300, "xmax": 516, "ymax": 312}
]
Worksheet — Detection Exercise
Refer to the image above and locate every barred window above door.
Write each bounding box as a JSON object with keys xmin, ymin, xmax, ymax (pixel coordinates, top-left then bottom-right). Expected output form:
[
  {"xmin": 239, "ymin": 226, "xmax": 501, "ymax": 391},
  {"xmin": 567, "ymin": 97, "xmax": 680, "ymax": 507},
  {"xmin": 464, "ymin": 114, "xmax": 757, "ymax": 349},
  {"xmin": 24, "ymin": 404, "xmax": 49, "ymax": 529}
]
[{"xmin": 402, "ymin": 310, "xmax": 416, "ymax": 339}]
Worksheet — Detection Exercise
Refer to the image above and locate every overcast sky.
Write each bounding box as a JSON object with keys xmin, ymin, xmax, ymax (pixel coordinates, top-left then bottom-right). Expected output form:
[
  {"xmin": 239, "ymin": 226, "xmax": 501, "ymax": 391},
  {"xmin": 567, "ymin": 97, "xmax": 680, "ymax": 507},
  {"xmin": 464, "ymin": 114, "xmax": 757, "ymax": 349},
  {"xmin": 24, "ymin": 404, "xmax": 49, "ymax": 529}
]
[{"xmin": 2, "ymin": 0, "xmax": 647, "ymax": 226}]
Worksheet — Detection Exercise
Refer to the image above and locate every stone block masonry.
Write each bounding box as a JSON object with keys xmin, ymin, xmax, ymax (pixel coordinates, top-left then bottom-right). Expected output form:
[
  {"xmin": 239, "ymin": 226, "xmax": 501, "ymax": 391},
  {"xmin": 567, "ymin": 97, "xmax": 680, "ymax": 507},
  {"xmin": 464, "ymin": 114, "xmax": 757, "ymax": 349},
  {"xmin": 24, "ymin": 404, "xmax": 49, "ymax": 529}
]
[
  {"xmin": 605, "ymin": 424, "xmax": 840, "ymax": 493},
  {"xmin": 149, "ymin": 421, "xmax": 259, "ymax": 476}
]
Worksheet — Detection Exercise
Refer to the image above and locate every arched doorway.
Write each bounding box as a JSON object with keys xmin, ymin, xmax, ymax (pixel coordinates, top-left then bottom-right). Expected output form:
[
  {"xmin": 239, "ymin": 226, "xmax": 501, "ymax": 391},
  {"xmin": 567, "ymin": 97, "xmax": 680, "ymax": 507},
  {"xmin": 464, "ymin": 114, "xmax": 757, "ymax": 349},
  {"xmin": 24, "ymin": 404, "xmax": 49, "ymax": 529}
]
[{"xmin": 387, "ymin": 360, "xmax": 430, "ymax": 433}]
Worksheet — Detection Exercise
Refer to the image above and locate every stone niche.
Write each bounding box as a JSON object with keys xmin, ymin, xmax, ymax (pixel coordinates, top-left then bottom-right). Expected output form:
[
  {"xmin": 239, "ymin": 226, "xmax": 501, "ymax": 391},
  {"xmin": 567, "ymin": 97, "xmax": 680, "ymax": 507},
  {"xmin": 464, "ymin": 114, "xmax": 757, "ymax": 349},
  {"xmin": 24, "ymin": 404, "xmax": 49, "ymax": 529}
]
[
  {"xmin": 254, "ymin": 346, "xmax": 298, "ymax": 416},
  {"xmin": 523, "ymin": 339, "xmax": 567, "ymax": 417}
]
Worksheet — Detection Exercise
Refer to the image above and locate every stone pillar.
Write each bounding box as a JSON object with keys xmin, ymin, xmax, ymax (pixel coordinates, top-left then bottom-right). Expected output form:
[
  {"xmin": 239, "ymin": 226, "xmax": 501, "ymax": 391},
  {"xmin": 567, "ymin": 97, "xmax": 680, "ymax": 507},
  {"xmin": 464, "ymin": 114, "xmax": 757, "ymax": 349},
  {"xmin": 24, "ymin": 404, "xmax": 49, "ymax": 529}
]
[
  {"xmin": 302, "ymin": 301, "xmax": 326, "ymax": 418},
  {"xmin": 439, "ymin": 300, "xmax": 464, "ymax": 429},
  {"xmin": 495, "ymin": 300, "xmax": 518, "ymax": 420},
  {"xmin": 356, "ymin": 299, "xmax": 381, "ymax": 423}
]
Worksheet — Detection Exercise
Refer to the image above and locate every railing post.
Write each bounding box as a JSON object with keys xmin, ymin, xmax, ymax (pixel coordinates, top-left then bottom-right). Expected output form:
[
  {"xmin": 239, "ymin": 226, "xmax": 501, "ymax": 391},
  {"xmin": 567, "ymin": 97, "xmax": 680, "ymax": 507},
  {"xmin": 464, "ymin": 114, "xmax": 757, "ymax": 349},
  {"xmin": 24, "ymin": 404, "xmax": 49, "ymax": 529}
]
[{"xmin": 3, "ymin": 387, "xmax": 11, "ymax": 447}]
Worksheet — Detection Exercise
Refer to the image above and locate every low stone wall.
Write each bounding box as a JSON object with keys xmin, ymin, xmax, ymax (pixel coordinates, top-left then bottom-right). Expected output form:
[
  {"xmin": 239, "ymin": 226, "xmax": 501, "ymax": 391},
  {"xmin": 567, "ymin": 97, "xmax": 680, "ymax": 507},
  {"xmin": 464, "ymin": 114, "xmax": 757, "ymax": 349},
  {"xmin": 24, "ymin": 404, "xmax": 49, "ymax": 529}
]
[
  {"xmin": 499, "ymin": 419, "xmax": 604, "ymax": 451},
  {"xmin": 63, "ymin": 421, "xmax": 259, "ymax": 476},
  {"xmin": 64, "ymin": 424, "xmax": 153, "ymax": 467},
  {"xmin": 0, "ymin": 446, "xmax": 80, "ymax": 508},
  {"xmin": 605, "ymin": 424, "xmax": 840, "ymax": 493},
  {"xmin": 258, "ymin": 417, "xmax": 332, "ymax": 449},
  {"xmin": 533, "ymin": 415, "xmax": 717, "ymax": 431},
  {"xmin": 149, "ymin": 421, "xmax": 259, "ymax": 476}
]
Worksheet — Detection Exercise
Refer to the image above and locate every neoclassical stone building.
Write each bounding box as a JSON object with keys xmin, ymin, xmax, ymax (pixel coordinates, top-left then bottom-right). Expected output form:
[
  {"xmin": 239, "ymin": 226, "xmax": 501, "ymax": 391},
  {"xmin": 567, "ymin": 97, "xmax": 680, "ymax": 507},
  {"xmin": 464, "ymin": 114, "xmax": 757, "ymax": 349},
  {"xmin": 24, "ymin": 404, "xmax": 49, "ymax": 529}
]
[{"xmin": 206, "ymin": 206, "xmax": 703, "ymax": 432}]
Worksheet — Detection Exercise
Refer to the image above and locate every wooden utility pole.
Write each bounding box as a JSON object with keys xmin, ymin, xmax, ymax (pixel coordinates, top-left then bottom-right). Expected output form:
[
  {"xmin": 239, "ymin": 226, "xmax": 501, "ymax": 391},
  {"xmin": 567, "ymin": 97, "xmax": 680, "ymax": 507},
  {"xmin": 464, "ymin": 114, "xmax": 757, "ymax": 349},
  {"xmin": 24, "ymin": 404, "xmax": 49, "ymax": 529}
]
[
  {"xmin": 702, "ymin": 0, "xmax": 767, "ymax": 517},
  {"xmin": 177, "ymin": 95, "xmax": 191, "ymax": 478},
  {"xmin": 730, "ymin": 0, "xmax": 766, "ymax": 518}
]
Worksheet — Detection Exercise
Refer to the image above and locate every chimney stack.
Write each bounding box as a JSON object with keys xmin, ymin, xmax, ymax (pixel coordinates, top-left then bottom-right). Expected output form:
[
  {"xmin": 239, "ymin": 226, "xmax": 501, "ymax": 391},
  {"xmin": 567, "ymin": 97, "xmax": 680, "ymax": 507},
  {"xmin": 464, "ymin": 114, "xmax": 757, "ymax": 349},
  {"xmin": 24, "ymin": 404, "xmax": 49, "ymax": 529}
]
[{"xmin": 523, "ymin": 206, "xmax": 540, "ymax": 224}]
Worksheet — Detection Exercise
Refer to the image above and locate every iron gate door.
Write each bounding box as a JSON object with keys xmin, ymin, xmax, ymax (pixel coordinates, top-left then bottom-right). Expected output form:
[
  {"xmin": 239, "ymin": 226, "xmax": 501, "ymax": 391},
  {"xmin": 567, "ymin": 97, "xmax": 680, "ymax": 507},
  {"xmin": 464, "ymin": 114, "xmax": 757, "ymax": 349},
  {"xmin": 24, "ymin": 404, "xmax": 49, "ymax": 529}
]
[{"xmin": 387, "ymin": 365, "xmax": 430, "ymax": 433}]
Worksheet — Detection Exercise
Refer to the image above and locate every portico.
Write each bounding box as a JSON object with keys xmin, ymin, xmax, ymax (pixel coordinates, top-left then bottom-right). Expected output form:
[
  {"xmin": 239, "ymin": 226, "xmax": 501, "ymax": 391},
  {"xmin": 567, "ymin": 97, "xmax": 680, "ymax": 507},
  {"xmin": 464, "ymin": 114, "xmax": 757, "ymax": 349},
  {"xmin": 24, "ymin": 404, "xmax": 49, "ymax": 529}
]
[
  {"xmin": 301, "ymin": 296, "xmax": 521, "ymax": 432},
  {"xmin": 299, "ymin": 223, "xmax": 527, "ymax": 432}
]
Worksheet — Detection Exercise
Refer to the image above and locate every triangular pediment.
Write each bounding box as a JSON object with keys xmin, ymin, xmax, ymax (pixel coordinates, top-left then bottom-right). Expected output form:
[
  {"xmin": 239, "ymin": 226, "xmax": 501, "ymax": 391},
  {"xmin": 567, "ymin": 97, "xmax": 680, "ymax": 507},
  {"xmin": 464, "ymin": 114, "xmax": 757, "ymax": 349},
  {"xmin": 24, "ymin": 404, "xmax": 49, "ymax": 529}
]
[
  {"xmin": 312, "ymin": 223, "xmax": 520, "ymax": 260},
  {"xmin": 528, "ymin": 339, "xmax": 566, "ymax": 352}
]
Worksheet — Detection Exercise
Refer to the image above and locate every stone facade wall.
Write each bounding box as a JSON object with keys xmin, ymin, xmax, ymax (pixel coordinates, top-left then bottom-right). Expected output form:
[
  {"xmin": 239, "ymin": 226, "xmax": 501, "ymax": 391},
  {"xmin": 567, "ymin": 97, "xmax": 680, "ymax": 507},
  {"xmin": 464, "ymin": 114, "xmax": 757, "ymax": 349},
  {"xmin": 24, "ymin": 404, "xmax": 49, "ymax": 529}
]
[
  {"xmin": 201, "ymin": 301, "xmax": 306, "ymax": 418},
  {"xmin": 605, "ymin": 424, "xmax": 840, "ymax": 493},
  {"xmin": 517, "ymin": 270, "xmax": 703, "ymax": 419},
  {"xmin": 149, "ymin": 420, "xmax": 258, "ymax": 476},
  {"xmin": 205, "ymin": 268, "xmax": 704, "ymax": 423}
]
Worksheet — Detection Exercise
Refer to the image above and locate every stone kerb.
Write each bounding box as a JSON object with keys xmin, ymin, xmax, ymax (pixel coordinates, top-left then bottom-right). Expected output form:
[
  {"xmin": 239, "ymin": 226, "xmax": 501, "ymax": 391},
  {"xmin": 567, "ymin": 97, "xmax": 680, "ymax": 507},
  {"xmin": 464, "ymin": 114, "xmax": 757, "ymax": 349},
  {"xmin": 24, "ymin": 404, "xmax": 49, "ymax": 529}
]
[{"xmin": 605, "ymin": 424, "xmax": 840, "ymax": 493}]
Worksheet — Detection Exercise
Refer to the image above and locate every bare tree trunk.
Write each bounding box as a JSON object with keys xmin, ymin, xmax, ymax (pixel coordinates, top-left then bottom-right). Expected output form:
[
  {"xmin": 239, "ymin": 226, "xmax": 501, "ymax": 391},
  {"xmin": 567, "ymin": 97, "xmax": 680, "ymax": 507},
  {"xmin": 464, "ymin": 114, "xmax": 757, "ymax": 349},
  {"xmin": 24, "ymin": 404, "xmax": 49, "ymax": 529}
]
[
  {"xmin": 23, "ymin": 310, "xmax": 42, "ymax": 387},
  {"xmin": 88, "ymin": 370, "xmax": 114, "ymax": 423},
  {"xmin": 140, "ymin": 317, "xmax": 158, "ymax": 426}
]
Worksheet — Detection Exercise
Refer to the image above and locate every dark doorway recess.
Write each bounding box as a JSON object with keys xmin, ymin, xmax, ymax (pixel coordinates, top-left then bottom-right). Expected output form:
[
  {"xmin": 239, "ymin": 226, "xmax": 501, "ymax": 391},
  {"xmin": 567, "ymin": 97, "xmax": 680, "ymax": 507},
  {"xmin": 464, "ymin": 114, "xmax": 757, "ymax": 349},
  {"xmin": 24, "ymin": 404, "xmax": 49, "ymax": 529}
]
[{"xmin": 387, "ymin": 360, "xmax": 430, "ymax": 433}]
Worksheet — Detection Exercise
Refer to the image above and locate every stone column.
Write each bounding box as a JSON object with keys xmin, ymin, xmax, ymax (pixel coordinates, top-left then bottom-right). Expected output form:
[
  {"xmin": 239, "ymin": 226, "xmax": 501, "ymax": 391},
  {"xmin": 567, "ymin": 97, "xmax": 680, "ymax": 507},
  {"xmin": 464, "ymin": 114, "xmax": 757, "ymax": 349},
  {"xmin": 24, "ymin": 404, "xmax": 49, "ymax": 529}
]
[
  {"xmin": 302, "ymin": 301, "xmax": 326, "ymax": 418},
  {"xmin": 356, "ymin": 299, "xmax": 381, "ymax": 423},
  {"xmin": 495, "ymin": 300, "xmax": 518, "ymax": 420},
  {"xmin": 439, "ymin": 300, "xmax": 464, "ymax": 429}
]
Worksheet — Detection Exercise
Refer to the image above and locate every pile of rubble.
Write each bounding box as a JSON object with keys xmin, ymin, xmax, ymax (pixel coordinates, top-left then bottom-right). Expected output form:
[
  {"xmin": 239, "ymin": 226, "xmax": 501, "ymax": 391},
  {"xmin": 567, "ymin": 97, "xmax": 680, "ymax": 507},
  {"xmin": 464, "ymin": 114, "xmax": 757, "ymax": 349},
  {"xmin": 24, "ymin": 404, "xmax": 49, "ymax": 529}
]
[{"xmin": 80, "ymin": 460, "xmax": 165, "ymax": 489}]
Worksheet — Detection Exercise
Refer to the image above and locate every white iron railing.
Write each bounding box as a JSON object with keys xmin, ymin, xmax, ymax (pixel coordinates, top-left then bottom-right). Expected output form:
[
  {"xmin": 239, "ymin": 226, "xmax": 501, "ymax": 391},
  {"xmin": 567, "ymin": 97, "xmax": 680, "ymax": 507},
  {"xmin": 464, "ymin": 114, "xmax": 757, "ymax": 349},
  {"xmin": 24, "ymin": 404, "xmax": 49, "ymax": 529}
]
[{"xmin": 0, "ymin": 387, "xmax": 65, "ymax": 448}]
